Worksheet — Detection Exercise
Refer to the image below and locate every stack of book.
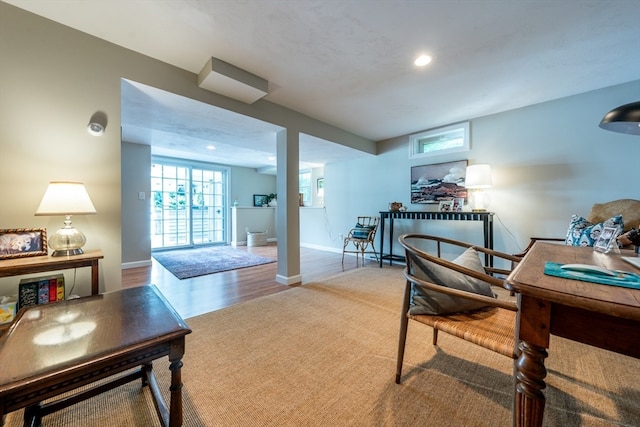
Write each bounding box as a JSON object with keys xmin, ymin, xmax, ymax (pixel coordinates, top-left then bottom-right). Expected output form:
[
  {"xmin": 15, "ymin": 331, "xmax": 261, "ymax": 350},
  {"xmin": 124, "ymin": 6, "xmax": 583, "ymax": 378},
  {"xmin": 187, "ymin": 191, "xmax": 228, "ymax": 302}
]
[{"xmin": 17, "ymin": 274, "xmax": 65, "ymax": 311}]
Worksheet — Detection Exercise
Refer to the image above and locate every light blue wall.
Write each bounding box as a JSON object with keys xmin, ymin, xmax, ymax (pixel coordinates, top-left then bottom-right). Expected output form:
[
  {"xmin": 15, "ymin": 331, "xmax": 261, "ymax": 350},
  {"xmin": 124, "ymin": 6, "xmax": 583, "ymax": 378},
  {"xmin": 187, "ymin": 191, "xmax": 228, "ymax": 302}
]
[{"xmin": 319, "ymin": 80, "xmax": 640, "ymax": 268}]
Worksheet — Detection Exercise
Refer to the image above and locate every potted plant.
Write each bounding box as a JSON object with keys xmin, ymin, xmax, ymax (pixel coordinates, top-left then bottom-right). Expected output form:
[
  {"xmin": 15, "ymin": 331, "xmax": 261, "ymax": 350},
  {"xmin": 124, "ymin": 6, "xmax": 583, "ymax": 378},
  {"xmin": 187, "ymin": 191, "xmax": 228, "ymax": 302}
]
[{"xmin": 267, "ymin": 193, "xmax": 277, "ymax": 207}]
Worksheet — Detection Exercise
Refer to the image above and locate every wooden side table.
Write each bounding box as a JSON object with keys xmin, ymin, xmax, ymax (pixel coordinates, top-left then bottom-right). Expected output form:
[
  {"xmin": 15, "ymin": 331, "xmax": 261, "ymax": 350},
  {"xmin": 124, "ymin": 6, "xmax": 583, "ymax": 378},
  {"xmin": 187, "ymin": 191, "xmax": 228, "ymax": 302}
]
[
  {"xmin": 0, "ymin": 285, "xmax": 192, "ymax": 426},
  {"xmin": 0, "ymin": 250, "xmax": 103, "ymax": 336},
  {"xmin": 0, "ymin": 250, "xmax": 103, "ymax": 296}
]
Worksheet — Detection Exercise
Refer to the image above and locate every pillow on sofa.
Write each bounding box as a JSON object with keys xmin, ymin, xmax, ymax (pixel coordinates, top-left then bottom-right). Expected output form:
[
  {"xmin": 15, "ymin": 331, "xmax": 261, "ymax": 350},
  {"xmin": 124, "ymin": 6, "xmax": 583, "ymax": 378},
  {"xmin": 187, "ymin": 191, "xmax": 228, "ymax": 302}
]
[
  {"xmin": 564, "ymin": 214, "xmax": 624, "ymax": 247},
  {"xmin": 408, "ymin": 247, "xmax": 496, "ymax": 316}
]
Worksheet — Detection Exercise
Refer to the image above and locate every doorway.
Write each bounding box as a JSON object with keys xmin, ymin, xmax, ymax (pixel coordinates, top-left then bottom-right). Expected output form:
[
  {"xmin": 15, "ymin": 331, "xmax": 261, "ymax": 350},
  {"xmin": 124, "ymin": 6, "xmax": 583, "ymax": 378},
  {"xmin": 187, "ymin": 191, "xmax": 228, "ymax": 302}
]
[{"xmin": 151, "ymin": 158, "xmax": 228, "ymax": 249}]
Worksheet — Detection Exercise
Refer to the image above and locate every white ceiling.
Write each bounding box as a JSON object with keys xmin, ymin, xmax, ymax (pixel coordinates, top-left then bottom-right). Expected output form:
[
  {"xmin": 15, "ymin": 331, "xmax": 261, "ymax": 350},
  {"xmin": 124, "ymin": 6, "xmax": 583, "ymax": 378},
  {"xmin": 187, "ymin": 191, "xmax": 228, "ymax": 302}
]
[{"xmin": 6, "ymin": 0, "xmax": 640, "ymax": 170}]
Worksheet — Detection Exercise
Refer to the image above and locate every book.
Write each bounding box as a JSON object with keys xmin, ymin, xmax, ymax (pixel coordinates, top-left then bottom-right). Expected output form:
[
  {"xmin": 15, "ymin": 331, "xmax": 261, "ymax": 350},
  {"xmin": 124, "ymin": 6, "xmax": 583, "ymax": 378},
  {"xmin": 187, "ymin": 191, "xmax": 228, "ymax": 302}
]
[
  {"xmin": 18, "ymin": 282, "xmax": 38, "ymax": 311},
  {"xmin": 18, "ymin": 274, "xmax": 66, "ymax": 310},
  {"xmin": 49, "ymin": 278, "xmax": 57, "ymax": 303},
  {"xmin": 37, "ymin": 280, "xmax": 49, "ymax": 304}
]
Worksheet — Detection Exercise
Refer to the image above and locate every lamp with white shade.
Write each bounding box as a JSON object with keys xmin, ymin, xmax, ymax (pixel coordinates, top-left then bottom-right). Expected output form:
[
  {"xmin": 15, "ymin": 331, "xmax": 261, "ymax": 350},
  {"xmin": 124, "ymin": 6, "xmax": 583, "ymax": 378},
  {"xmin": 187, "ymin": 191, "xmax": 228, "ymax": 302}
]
[
  {"xmin": 465, "ymin": 164, "xmax": 492, "ymax": 212},
  {"xmin": 35, "ymin": 181, "xmax": 97, "ymax": 257}
]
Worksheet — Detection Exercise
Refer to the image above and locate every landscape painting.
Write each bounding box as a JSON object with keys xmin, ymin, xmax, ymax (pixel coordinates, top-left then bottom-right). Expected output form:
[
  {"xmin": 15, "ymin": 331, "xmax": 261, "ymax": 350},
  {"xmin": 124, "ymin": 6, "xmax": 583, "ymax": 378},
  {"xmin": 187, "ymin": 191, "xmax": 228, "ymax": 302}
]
[{"xmin": 411, "ymin": 160, "xmax": 468, "ymax": 204}]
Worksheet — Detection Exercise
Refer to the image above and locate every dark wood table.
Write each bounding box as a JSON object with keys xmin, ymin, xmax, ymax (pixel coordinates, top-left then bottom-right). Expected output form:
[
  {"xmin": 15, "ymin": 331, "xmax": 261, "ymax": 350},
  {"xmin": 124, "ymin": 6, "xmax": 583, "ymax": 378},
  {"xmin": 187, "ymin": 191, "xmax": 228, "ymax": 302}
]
[
  {"xmin": 506, "ymin": 243, "xmax": 640, "ymax": 427},
  {"xmin": 0, "ymin": 285, "xmax": 192, "ymax": 427}
]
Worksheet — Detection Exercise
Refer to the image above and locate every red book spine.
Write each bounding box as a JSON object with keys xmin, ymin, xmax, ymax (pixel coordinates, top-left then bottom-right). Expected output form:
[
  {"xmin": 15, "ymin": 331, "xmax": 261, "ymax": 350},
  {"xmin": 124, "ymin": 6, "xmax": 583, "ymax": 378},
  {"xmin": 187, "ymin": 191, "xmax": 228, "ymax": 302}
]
[{"xmin": 49, "ymin": 279, "xmax": 57, "ymax": 302}]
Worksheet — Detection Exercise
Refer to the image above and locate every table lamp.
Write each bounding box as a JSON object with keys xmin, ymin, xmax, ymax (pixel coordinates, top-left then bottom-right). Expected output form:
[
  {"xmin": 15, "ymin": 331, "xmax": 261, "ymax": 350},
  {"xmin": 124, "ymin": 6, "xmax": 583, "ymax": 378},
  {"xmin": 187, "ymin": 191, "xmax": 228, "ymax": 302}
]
[
  {"xmin": 35, "ymin": 181, "xmax": 97, "ymax": 257},
  {"xmin": 465, "ymin": 164, "xmax": 492, "ymax": 212}
]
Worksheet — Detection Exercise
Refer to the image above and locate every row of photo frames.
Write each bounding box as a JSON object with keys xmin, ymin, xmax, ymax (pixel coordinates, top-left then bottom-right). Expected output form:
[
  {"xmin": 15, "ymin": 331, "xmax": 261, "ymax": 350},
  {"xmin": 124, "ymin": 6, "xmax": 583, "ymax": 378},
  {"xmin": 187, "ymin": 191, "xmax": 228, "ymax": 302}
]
[
  {"xmin": 0, "ymin": 228, "xmax": 48, "ymax": 260},
  {"xmin": 437, "ymin": 198, "xmax": 465, "ymax": 212}
]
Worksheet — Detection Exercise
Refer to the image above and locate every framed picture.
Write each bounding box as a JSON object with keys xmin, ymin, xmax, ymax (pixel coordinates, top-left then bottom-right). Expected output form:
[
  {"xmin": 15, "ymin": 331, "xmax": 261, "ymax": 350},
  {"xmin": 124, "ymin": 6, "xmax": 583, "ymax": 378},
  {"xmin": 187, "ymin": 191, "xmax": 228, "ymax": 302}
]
[
  {"xmin": 411, "ymin": 159, "xmax": 468, "ymax": 204},
  {"xmin": 452, "ymin": 197, "xmax": 464, "ymax": 212},
  {"xmin": 594, "ymin": 226, "xmax": 619, "ymax": 253},
  {"xmin": 317, "ymin": 178, "xmax": 324, "ymax": 196},
  {"xmin": 438, "ymin": 200, "xmax": 454, "ymax": 212},
  {"xmin": 0, "ymin": 228, "xmax": 48, "ymax": 260},
  {"xmin": 253, "ymin": 194, "xmax": 269, "ymax": 207}
]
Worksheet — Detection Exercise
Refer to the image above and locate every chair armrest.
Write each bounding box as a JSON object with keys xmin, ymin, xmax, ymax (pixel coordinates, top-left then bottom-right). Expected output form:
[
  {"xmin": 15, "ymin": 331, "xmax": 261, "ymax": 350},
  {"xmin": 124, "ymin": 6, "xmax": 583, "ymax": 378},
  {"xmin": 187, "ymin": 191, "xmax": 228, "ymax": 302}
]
[
  {"xmin": 513, "ymin": 237, "xmax": 565, "ymax": 258},
  {"xmin": 403, "ymin": 268, "xmax": 518, "ymax": 312}
]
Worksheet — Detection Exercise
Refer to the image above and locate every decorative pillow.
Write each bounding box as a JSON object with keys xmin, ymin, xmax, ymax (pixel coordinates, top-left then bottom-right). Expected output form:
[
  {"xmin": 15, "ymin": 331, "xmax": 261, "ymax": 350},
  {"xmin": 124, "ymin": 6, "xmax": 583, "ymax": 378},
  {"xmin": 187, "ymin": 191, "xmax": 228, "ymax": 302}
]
[
  {"xmin": 408, "ymin": 247, "xmax": 496, "ymax": 316},
  {"xmin": 352, "ymin": 223, "xmax": 375, "ymax": 239},
  {"xmin": 564, "ymin": 214, "xmax": 624, "ymax": 247}
]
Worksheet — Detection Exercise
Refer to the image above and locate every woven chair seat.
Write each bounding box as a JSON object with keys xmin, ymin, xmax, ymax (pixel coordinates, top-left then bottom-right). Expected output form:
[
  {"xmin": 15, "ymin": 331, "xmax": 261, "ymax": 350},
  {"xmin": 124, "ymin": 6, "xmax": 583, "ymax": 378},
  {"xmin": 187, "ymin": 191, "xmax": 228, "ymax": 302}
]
[{"xmin": 409, "ymin": 306, "xmax": 517, "ymax": 358}]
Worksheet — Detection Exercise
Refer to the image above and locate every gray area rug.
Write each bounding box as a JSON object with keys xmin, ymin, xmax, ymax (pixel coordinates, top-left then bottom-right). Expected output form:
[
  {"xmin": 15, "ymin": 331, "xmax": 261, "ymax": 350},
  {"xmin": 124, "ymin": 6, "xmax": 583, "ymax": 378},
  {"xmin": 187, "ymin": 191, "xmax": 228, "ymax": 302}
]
[{"xmin": 152, "ymin": 246, "xmax": 275, "ymax": 279}]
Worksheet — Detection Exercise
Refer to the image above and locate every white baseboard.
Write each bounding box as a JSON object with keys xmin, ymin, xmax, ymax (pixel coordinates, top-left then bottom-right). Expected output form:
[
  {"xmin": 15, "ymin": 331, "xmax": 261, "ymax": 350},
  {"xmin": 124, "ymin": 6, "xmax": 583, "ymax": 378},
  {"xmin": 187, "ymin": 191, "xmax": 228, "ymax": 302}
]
[
  {"xmin": 276, "ymin": 273, "xmax": 302, "ymax": 285},
  {"xmin": 122, "ymin": 259, "xmax": 152, "ymax": 269}
]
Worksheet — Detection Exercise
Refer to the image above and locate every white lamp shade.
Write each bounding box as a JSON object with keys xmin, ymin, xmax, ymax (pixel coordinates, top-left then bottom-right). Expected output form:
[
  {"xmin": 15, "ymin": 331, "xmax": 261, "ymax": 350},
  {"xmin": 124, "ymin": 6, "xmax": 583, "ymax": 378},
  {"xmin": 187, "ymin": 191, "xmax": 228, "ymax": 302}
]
[
  {"xmin": 35, "ymin": 181, "xmax": 97, "ymax": 216},
  {"xmin": 465, "ymin": 165, "xmax": 492, "ymax": 189}
]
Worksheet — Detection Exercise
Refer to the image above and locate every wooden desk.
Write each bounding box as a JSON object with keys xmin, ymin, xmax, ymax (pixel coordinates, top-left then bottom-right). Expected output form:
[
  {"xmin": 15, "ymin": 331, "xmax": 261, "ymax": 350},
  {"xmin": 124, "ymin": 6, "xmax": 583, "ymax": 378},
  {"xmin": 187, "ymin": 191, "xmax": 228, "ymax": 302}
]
[
  {"xmin": 0, "ymin": 285, "xmax": 192, "ymax": 426},
  {"xmin": 506, "ymin": 243, "xmax": 640, "ymax": 427},
  {"xmin": 379, "ymin": 211, "xmax": 494, "ymax": 267},
  {"xmin": 0, "ymin": 250, "xmax": 103, "ymax": 296}
]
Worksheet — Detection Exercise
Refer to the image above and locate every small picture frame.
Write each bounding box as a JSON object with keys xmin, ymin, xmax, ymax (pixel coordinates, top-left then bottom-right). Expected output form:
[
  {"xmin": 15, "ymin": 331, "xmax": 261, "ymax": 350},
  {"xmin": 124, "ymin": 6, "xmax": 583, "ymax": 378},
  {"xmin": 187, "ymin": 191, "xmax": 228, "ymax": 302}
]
[
  {"xmin": 438, "ymin": 200, "xmax": 454, "ymax": 212},
  {"xmin": 253, "ymin": 194, "xmax": 269, "ymax": 207},
  {"xmin": 0, "ymin": 228, "xmax": 48, "ymax": 260},
  {"xmin": 593, "ymin": 226, "xmax": 619, "ymax": 253},
  {"xmin": 452, "ymin": 197, "xmax": 464, "ymax": 212}
]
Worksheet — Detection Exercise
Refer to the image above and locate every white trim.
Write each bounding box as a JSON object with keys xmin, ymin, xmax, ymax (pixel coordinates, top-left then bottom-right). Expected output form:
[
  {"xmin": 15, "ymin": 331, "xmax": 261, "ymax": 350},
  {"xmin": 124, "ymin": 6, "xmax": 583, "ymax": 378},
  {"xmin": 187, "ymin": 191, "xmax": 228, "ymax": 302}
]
[
  {"xmin": 276, "ymin": 273, "xmax": 302, "ymax": 286},
  {"xmin": 122, "ymin": 259, "xmax": 152, "ymax": 269}
]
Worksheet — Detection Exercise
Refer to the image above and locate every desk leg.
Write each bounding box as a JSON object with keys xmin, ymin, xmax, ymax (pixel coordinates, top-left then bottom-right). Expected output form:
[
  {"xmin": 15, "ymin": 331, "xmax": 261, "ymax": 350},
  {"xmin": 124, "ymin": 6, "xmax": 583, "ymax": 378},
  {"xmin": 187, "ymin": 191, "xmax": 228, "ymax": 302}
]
[
  {"xmin": 168, "ymin": 340, "xmax": 186, "ymax": 427},
  {"xmin": 514, "ymin": 341, "xmax": 548, "ymax": 427}
]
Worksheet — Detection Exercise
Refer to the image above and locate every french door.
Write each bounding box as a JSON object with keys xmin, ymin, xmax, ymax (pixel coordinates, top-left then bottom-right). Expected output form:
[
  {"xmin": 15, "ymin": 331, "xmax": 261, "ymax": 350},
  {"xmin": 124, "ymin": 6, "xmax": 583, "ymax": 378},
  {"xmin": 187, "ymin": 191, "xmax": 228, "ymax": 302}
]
[{"xmin": 151, "ymin": 159, "xmax": 228, "ymax": 249}]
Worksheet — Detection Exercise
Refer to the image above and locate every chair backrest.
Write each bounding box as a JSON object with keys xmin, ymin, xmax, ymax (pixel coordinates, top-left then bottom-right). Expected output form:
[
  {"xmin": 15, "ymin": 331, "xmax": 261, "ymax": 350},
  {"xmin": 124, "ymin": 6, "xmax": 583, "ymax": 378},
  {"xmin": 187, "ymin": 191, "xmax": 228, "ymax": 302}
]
[{"xmin": 353, "ymin": 216, "xmax": 379, "ymax": 240}]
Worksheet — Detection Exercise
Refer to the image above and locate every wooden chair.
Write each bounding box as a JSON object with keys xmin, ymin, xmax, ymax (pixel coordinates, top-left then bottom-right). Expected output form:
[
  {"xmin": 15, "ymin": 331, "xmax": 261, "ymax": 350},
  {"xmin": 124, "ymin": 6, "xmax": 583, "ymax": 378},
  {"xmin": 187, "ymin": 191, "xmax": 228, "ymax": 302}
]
[
  {"xmin": 395, "ymin": 233, "xmax": 522, "ymax": 384},
  {"xmin": 342, "ymin": 216, "xmax": 380, "ymax": 266}
]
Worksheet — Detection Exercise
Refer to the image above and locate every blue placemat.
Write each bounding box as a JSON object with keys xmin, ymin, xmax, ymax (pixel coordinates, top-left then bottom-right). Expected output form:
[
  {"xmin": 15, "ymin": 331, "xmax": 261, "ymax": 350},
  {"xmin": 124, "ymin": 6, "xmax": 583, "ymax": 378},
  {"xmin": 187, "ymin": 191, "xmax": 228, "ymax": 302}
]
[{"xmin": 544, "ymin": 262, "xmax": 640, "ymax": 290}]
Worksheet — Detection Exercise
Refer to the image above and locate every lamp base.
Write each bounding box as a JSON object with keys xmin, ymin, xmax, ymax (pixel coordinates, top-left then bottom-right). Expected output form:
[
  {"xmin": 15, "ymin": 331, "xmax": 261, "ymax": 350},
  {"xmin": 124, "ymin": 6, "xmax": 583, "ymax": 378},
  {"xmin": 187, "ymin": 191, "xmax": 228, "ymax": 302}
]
[{"xmin": 51, "ymin": 248, "xmax": 85, "ymax": 257}]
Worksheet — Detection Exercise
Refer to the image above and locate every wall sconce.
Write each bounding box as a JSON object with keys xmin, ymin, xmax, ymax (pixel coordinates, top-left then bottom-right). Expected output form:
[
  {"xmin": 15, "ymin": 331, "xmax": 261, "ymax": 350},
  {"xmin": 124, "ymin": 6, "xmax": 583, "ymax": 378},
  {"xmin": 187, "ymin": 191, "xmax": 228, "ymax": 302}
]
[
  {"xmin": 35, "ymin": 181, "xmax": 97, "ymax": 256},
  {"xmin": 599, "ymin": 101, "xmax": 640, "ymax": 135},
  {"xmin": 87, "ymin": 111, "xmax": 108, "ymax": 136},
  {"xmin": 465, "ymin": 164, "xmax": 492, "ymax": 212}
]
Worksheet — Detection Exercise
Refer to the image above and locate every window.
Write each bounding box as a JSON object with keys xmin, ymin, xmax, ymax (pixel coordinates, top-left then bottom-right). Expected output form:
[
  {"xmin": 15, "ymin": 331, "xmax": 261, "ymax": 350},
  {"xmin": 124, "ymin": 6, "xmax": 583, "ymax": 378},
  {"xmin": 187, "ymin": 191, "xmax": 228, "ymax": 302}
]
[
  {"xmin": 299, "ymin": 170, "xmax": 311, "ymax": 205},
  {"xmin": 151, "ymin": 158, "xmax": 228, "ymax": 249},
  {"xmin": 409, "ymin": 122, "xmax": 470, "ymax": 159}
]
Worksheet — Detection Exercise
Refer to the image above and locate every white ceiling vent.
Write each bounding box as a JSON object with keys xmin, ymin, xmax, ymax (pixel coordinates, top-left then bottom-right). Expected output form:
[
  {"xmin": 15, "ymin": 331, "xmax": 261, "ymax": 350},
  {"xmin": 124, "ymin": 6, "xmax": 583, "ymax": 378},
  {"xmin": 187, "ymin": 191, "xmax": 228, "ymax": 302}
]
[{"xmin": 198, "ymin": 57, "xmax": 268, "ymax": 104}]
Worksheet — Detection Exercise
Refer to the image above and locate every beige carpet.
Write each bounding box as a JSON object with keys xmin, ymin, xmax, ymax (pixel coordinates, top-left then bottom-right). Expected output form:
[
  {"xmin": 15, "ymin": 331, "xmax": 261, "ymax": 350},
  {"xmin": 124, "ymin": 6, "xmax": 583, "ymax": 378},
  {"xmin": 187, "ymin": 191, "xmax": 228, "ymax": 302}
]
[{"xmin": 5, "ymin": 267, "xmax": 639, "ymax": 426}]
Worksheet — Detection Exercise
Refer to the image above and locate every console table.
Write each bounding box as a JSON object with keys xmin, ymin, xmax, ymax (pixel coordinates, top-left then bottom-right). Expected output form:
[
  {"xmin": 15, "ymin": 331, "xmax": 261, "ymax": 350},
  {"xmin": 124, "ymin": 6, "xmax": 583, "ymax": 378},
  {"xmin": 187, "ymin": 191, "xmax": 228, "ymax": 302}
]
[
  {"xmin": 379, "ymin": 211, "xmax": 494, "ymax": 267},
  {"xmin": 0, "ymin": 250, "xmax": 103, "ymax": 296},
  {"xmin": 0, "ymin": 285, "xmax": 192, "ymax": 426}
]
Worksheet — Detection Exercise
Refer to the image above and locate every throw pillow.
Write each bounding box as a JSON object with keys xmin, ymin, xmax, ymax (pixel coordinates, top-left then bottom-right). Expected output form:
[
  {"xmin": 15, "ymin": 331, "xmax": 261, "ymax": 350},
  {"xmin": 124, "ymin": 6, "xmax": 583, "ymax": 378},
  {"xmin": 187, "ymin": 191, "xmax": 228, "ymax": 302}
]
[
  {"xmin": 352, "ymin": 223, "xmax": 375, "ymax": 239},
  {"xmin": 564, "ymin": 214, "xmax": 624, "ymax": 247},
  {"xmin": 408, "ymin": 247, "xmax": 496, "ymax": 316}
]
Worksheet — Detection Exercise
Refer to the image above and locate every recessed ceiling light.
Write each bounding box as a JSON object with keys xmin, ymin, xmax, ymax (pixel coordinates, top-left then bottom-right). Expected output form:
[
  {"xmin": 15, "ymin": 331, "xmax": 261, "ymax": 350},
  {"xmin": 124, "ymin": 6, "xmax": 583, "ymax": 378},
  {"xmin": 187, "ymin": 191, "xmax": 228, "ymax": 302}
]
[
  {"xmin": 206, "ymin": 145, "xmax": 215, "ymax": 150},
  {"xmin": 414, "ymin": 55, "xmax": 432, "ymax": 67},
  {"xmin": 268, "ymin": 156, "xmax": 275, "ymax": 161}
]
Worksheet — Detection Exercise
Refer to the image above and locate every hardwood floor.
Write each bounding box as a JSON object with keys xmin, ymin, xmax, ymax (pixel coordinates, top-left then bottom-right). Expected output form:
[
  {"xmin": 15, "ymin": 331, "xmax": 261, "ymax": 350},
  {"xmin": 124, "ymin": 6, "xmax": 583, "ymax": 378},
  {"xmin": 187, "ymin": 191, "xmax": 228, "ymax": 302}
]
[{"xmin": 122, "ymin": 244, "xmax": 385, "ymax": 319}]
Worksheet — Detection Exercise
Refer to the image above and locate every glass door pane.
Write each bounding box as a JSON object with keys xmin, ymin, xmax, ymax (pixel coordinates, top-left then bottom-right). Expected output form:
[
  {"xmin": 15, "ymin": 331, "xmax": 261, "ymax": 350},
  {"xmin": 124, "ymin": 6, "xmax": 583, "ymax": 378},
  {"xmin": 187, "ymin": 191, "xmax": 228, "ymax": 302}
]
[
  {"xmin": 152, "ymin": 160, "xmax": 227, "ymax": 249},
  {"xmin": 191, "ymin": 168, "xmax": 226, "ymax": 245}
]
